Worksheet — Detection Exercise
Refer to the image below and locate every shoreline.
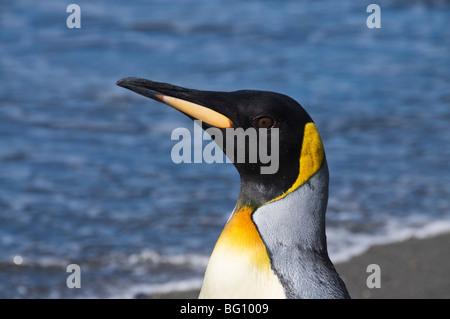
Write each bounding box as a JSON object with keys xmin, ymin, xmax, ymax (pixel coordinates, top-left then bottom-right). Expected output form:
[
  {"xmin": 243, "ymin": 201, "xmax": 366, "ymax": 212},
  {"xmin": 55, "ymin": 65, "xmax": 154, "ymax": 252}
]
[{"xmin": 145, "ymin": 232, "xmax": 450, "ymax": 299}]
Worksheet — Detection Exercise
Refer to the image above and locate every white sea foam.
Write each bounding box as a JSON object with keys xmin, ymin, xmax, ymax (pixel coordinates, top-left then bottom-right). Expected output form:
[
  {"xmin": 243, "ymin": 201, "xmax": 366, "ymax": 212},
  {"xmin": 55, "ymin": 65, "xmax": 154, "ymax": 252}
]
[
  {"xmin": 126, "ymin": 249, "xmax": 210, "ymax": 269},
  {"xmin": 328, "ymin": 217, "xmax": 450, "ymax": 263}
]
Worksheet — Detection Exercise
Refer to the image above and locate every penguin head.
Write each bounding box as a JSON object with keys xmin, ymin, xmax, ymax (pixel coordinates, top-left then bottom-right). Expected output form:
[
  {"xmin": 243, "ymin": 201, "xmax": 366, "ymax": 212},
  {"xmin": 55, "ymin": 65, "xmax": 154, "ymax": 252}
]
[{"xmin": 116, "ymin": 78, "xmax": 326, "ymax": 209}]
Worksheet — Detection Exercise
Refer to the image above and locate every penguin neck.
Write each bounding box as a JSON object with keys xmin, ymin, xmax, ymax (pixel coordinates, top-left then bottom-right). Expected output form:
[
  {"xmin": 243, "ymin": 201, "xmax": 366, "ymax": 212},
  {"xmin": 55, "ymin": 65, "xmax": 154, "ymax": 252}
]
[{"xmin": 234, "ymin": 163, "xmax": 301, "ymax": 210}]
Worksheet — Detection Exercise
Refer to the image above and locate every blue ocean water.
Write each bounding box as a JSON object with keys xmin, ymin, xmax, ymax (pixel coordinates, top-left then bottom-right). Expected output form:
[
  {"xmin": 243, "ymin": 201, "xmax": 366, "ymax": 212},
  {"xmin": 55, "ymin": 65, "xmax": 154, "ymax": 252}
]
[{"xmin": 0, "ymin": 0, "xmax": 449, "ymax": 298}]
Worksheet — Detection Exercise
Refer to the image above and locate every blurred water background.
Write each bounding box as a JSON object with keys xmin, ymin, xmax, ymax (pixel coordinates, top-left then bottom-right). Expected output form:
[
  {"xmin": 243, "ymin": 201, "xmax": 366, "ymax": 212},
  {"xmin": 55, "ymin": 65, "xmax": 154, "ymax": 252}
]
[{"xmin": 0, "ymin": 0, "xmax": 449, "ymax": 298}]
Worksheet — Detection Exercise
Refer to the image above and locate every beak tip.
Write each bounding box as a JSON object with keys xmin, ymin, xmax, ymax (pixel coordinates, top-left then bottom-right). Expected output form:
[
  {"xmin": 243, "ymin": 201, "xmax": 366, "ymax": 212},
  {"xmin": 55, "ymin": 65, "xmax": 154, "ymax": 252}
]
[
  {"xmin": 116, "ymin": 77, "xmax": 164, "ymax": 102},
  {"xmin": 116, "ymin": 77, "xmax": 137, "ymax": 89}
]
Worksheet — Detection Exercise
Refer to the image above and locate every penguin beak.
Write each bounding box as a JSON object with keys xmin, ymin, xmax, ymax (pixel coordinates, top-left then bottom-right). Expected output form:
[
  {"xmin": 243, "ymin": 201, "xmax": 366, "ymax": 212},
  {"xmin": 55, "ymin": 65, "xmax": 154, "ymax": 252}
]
[{"xmin": 116, "ymin": 77, "xmax": 234, "ymax": 129}]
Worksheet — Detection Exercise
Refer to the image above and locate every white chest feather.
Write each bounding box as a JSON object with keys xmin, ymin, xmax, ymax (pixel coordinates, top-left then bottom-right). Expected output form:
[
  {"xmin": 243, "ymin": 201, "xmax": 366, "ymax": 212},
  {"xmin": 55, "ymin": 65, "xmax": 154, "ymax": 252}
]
[{"xmin": 199, "ymin": 242, "xmax": 285, "ymax": 299}]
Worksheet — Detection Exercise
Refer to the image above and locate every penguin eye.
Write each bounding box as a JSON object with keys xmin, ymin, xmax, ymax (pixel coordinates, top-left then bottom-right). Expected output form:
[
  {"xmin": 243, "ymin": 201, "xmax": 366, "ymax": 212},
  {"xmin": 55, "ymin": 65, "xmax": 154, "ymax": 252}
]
[{"xmin": 253, "ymin": 117, "xmax": 275, "ymax": 129}]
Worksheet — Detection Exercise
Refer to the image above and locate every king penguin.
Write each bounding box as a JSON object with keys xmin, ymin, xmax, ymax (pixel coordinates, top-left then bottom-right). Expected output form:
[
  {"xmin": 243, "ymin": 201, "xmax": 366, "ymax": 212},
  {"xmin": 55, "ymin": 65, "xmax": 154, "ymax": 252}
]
[{"xmin": 116, "ymin": 77, "xmax": 350, "ymax": 299}]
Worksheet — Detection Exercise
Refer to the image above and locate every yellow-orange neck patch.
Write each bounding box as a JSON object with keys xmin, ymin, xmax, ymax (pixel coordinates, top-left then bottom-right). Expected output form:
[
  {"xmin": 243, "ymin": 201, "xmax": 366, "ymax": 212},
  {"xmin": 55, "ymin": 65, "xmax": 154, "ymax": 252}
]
[
  {"xmin": 269, "ymin": 122, "xmax": 324, "ymax": 203},
  {"xmin": 215, "ymin": 206, "xmax": 270, "ymax": 269}
]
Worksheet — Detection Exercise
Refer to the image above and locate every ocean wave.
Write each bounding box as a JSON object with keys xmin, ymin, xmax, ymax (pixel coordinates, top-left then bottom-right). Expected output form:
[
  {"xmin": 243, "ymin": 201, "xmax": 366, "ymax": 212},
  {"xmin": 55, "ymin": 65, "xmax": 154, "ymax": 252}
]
[
  {"xmin": 126, "ymin": 250, "xmax": 210, "ymax": 269},
  {"xmin": 112, "ymin": 278, "xmax": 204, "ymax": 299}
]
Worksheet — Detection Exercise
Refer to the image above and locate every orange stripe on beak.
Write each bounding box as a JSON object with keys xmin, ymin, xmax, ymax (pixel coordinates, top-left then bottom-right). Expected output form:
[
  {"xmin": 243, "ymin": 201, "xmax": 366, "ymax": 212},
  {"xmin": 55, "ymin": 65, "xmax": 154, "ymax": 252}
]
[{"xmin": 155, "ymin": 94, "xmax": 234, "ymax": 129}]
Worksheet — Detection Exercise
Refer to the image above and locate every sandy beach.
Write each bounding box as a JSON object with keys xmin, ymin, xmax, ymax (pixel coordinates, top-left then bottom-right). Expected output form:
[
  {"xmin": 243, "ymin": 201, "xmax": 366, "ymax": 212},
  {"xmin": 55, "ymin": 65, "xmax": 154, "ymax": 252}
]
[
  {"xmin": 146, "ymin": 232, "xmax": 450, "ymax": 299},
  {"xmin": 336, "ymin": 232, "xmax": 450, "ymax": 299}
]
